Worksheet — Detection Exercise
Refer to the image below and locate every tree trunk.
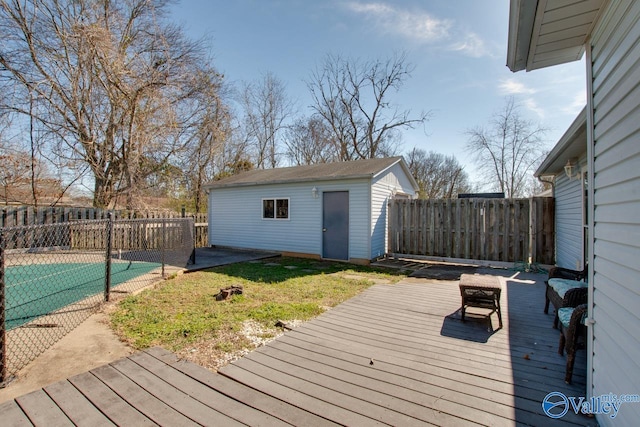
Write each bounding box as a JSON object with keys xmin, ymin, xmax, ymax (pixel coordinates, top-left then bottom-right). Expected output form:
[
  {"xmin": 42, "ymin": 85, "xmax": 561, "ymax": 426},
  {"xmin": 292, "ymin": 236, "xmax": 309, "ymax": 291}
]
[{"xmin": 93, "ymin": 178, "xmax": 112, "ymax": 209}]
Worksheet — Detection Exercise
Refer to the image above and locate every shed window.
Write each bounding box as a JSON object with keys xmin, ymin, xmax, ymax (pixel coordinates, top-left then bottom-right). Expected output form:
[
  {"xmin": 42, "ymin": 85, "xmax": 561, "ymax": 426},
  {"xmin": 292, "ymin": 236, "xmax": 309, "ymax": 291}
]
[{"xmin": 263, "ymin": 198, "xmax": 289, "ymax": 220}]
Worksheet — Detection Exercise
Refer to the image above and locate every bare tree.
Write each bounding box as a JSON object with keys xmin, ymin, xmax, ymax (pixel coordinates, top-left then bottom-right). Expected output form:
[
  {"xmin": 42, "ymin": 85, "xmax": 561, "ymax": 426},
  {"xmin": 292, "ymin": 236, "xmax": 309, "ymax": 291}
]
[
  {"xmin": 0, "ymin": 149, "xmax": 29, "ymax": 205},
  {"xmin": 241, "ymin": 72, "xmax": 295, "ymax": 169},
  {"xmin": 404, "ymin": 148, "xmax": 473, "ymax": 199},
  {"xmin": 284, "ymin": 115, "xmax": 335, "ymax": 165},
  {"xmin": 465, "ymin": 98, "xmax": 548, "ymax": 198},
  {"xmin": 0, "ymin": 0, "xmax": 225, "ymax": 208},
  {"xmin": 202, "ymin": 115, "xmax": 255, "ymax": 181},
  {"xmin": 1, "ymin": 87, "xmax": 76, "ymax": 206},
  {"xmin": 0, "ymin": 143, "xmax": 63, "ymax": 205},
  {"xmin": 181, "ymin": 74, "xmax": 231, "ymax": 212},
  {"xmin": 307, "ymin": 52, "xmax": 429, "ymax": 160}
]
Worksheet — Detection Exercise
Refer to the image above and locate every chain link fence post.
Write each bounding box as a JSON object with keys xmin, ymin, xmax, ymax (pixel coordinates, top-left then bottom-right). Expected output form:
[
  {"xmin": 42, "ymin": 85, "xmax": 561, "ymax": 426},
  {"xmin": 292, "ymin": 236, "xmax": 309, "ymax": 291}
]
[
  {"xmin": 104, "ymin": 212, "xmax": 113, "ymax": 302},
  {"xmin": 0, "ymin": 228, "xmax": 6, "ymax": 386},
  {"xmin": 161, "ymin": 218, "xmax": 166, "ymax": 279},
  {"xmin": 191, "ymin": 214, "xmax": 196, "ymax": 265}
]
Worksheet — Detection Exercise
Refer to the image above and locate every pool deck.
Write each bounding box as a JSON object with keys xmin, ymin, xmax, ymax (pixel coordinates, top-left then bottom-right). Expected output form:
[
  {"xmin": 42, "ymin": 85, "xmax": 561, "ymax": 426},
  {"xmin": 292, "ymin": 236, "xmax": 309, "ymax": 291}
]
[{"xmin": 186, "ymin": 247, "xmax": 280, "ymax": 271}]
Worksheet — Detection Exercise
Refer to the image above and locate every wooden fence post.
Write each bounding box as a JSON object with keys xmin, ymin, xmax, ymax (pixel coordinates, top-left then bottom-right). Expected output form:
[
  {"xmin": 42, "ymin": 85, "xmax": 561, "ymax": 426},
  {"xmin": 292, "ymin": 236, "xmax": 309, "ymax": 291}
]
[{"xmin": 503, "ymin": 200, "xmax": 510, "ymax": 262}]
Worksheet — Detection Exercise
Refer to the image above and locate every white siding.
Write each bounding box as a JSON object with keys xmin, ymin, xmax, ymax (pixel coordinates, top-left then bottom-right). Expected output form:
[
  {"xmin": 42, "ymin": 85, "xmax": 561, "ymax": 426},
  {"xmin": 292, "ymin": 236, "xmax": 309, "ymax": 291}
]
[
  {"xmin": 554, "ymin": 171, "xmax": 584, "ymax": 270},
  {"xmin": 208, "ymin": 179, "xmax": 372, "ymax": 260},
  {"xmin": 590, "ymin": 1, "xmax": 640, "ymax": 425},
  {"xmin": 370, "ymin": 164, "xmax": 416, "ymax": 259}
]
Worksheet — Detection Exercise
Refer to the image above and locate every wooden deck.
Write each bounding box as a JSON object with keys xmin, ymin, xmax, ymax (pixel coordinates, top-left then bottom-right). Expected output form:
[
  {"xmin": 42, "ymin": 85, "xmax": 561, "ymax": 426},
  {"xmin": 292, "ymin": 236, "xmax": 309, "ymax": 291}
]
[{"xmin": 1, "ymin": 271, "xmax": 596, "ymax": 426}]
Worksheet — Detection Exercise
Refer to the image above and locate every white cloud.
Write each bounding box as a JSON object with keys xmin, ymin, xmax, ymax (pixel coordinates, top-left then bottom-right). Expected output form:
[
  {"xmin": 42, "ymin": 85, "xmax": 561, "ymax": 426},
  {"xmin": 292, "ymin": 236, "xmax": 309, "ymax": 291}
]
[
  {"xmin": 345, "ymin": 2, "xmax": 452, "ymax": 43},
  {"xmin": 345, "ymin": 2, "xmax": 498, "ymax": 58},
  {"xmin": 449, "ymin": 32, "xmax": 490, "ymax": 58},
  {"xmin": 499, "ymin": 78, "xmax": 537, "ymax": 95},
  {"xmin": 561, "ymin": 90, "xmax": 587, "ymax": 115},
  {"xmin": 523, "ymin": 98, "xmax": 546, "ymax": 119}
]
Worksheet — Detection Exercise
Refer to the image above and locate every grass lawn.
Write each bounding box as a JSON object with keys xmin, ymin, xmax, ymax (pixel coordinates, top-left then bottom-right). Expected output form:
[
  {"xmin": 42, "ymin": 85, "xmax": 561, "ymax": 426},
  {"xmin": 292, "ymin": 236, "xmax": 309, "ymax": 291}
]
[{"xmin": 110, "ymin": 257, "xmax": 404, "ymax": 369}]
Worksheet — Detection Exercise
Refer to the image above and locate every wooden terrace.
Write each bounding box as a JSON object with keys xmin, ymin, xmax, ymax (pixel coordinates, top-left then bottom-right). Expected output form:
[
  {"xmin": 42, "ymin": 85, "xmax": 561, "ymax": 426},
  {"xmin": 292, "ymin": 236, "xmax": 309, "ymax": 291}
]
[{"xmin": 1, "ymin": 270, "xmax": 594, "ymax": 426}]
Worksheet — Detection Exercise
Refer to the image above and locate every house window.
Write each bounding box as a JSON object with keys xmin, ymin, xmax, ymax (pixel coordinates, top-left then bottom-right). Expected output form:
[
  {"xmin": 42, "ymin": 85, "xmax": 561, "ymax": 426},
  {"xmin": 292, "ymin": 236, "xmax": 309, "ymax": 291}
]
[{"xmin": 262, "ymin": 198, "xmax": 289, "ymax": 220}]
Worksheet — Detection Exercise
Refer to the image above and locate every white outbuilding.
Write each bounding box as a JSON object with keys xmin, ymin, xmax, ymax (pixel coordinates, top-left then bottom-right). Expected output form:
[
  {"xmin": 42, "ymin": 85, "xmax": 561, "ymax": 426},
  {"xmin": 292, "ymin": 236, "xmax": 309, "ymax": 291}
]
[{"xmin": 204, "ymin": 157, "xmax": 418, "ymax": 264}]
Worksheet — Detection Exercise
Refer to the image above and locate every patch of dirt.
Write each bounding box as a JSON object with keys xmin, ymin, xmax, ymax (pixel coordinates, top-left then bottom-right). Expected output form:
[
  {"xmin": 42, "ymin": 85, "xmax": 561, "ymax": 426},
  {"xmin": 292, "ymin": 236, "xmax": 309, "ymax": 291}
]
[
  {"xmin": 0, "ymin": 311, "xmax": 132, "ymax": 403},
  {"xmin": 175, "ymin": 319, "xmax": 305, "ymax": 372},
  {"xmin": 336, "ymin": 273, "xmax": 394, "ymax": 285},
  {"xmin": 409, "ymin": 264, "xmax": 479, "ymax": 280}
]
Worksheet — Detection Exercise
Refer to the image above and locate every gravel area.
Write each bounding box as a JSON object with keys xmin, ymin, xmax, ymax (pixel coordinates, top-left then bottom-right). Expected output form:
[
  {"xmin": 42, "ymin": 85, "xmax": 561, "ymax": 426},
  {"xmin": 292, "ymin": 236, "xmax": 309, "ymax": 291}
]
[{"xmin": 175, "ymin": 319, "xmax": 305, "ymax": 371}]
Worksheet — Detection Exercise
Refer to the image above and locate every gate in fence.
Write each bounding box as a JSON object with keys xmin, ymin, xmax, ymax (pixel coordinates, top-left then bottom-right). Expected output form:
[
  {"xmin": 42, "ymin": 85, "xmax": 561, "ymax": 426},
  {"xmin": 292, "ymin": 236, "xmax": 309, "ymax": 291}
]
[
  {"xmin": 0, "ymin": 216, "xmax": 194, "ymax": 385},
  {"xmin": 388, "ymin": 197, "xmax": 554, "ymax": 265}
]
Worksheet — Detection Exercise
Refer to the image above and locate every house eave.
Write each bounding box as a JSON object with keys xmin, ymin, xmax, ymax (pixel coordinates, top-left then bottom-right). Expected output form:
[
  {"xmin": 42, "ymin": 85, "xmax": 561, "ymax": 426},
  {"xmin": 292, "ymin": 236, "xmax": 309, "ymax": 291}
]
[
  {"xmin": 535, "ymin": 106, "xmax": 587, "ymax": 177},
  {"xmin": 506, "ymin": 0, "xmax": 538, "ymax": 72},
  {"xmin": 507, "ymin": 0, "xmax": 607, "ymax": 73}
]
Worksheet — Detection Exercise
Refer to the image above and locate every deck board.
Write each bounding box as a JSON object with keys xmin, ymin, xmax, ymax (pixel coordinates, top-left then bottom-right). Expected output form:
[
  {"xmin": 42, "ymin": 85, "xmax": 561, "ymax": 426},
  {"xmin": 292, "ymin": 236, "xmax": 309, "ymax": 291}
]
[
  {"xmin": 68, "ymin": 371, "xmax": 156, "ymax": 426},
  {"xmin": 109, "ymin": 357, "xmax": 243, "ymax": 427},
  {"xmin": 244, "ymin": 344, "xmax": 491, "ymax": 426},
  {"xmin": 162, "ymin": 353, "xmax": 336, "ymax": 427},
  {"xmin": 234, "ymin": 352, "xmax": 443, "ymax": 426},
  {"xmin": 14, "ymin": 389, "xmax": 74, "ymax": 426},
  {"xmin": 127, "ymin": 350, "xmax": 287, "ymax": 427},
  {"xmin": 325, "ymin": 297, "xmax": 576, "ymax": 373},
  {"xmin": 90, "ymin": 364, "xmax": 197, "ymax": 426},
  {"xmin": 43, "ymin": 380, "xmax": 116, "ymax": 427},
  {"xmin": 221, "ymin": 362, "xmax": 385, "ymax": 426},
  {"xmin": 260, "ymin": 336, "xmax": 546, "ymax": 425},
  {"xmin": 1, "ymin": 271, "xmax": 596, "ymax": 426},
  {"xmin": 0, "ymin": 399, "xmax": 33, "ymax": 426}
]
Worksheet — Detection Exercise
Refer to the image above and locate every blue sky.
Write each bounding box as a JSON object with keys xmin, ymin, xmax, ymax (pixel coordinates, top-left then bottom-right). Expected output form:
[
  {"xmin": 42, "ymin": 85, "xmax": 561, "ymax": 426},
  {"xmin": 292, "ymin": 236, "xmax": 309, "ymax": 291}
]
[{"xmin": 168, "ymin": 0, "xmax": 586, "ymax": 181}]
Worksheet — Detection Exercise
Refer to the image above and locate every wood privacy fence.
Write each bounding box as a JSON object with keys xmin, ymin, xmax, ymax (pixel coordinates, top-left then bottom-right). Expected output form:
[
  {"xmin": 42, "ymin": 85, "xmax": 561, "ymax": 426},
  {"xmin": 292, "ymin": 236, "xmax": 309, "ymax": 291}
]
[
  {"xmin": 68, "ymin": 219, "xmax": 192, "ymax": 252},
  {"xmin": 388, "ymin": 197, "xmax": 554, "ymax": 265},
  {"xmin": 0, "ymin": 206, "xmax": 209, "ymax": 247}
]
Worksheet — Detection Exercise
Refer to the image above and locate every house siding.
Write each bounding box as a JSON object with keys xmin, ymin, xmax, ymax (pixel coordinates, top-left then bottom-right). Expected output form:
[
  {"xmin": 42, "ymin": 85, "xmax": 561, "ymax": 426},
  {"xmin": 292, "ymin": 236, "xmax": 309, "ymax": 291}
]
[
  {"xmin": 370, "ymin": 164, "xmax": 417, "ymax": 259},
  {"xmin": 208, "ymin": 179, "xmax": 372, "ymax": 260},
  {"xmin": 554, "ymin": 171, "xmax": 584, "ymax": 270},
  {"xmin": 590, "ymin": 1, "xmax": 640, "ymax": 425}
]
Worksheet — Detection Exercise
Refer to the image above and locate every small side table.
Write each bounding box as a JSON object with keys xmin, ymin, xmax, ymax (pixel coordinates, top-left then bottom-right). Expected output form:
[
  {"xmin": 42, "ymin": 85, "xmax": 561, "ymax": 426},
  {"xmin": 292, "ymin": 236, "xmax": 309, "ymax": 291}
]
[{"xmin": 459, "ymin": 274, "xmax": 503, "ymax": 329}]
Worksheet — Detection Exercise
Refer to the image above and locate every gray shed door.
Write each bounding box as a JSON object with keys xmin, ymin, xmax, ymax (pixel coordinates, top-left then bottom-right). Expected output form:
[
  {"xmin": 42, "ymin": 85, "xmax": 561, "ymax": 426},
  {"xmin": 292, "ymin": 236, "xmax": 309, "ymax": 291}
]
[{"xmin": 322, "ymin": 191, "xmax": 349, "ymax": 260}]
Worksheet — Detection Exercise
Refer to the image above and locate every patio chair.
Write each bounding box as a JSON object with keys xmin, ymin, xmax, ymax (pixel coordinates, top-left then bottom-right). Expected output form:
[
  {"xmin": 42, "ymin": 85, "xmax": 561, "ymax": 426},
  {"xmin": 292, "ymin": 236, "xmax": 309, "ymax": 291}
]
[
  {"xmin": 547, "ymin": 265, "xmax": 587, "ymax": 282},
  {"xmin": 544, "ymin": 265, "xmax": 588, "ymax": 328},
  {"xmin": 558, "ymin": 303, "xmax": 588, "ymax": 384}
]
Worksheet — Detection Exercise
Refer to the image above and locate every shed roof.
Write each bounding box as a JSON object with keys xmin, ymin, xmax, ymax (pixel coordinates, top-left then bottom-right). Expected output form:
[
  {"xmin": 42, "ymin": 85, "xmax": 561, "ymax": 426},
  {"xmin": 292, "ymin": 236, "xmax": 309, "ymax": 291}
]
[
  {"xmin": 205, "ymin": 157, "xmax": 419, "ymax": 190},
  {"xmin": 507, "ymin": 0, "xmax": 607, "ymax": 72}
]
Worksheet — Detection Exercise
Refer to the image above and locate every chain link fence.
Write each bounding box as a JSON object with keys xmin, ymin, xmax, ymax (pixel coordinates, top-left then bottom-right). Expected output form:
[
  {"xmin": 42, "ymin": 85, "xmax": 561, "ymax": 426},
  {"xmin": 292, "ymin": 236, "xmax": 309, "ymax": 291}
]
[{"xmin": 0, "ymin": 216, "xmax": 194, "ymax": 385}]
